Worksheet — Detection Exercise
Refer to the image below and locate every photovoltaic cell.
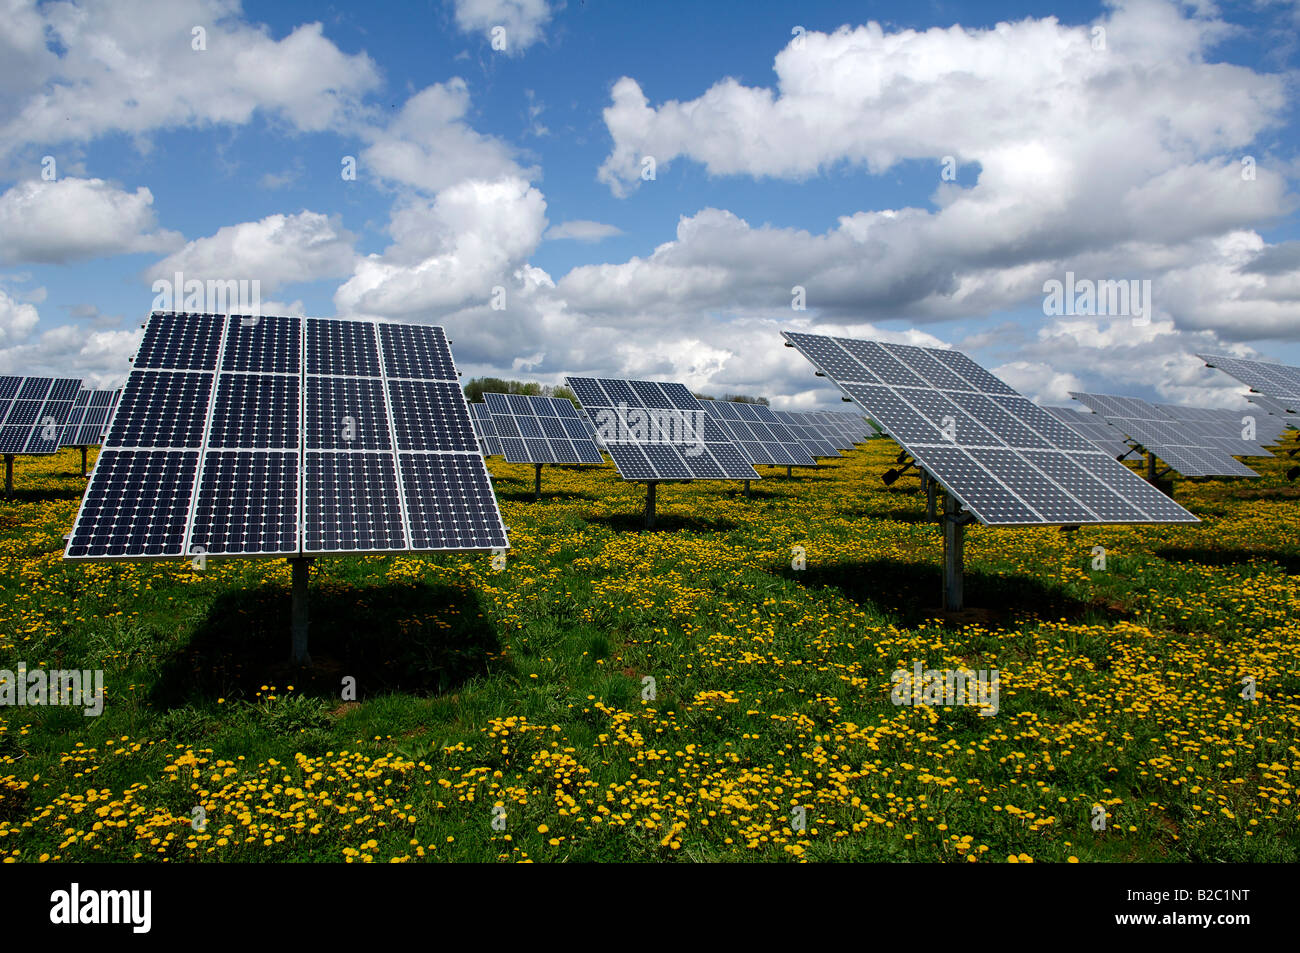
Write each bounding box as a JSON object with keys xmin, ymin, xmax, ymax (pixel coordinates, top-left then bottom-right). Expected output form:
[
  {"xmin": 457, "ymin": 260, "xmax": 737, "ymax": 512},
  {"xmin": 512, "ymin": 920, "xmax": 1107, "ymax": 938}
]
[
  {"xmin": 783, "ymin": 331, "xmax": 1198, "ymax": 526},
  {"xmin": 1199, "ymin": 353, "xmax": 1300, "ymax": 415}
]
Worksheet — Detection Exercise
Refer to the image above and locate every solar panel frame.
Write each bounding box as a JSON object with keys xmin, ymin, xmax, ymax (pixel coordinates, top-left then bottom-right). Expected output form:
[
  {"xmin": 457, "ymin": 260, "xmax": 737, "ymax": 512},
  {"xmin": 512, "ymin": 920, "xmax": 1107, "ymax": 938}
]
[{"xmin": 783, "ymin": 332, "xmax": 1198, "ymax": 526}]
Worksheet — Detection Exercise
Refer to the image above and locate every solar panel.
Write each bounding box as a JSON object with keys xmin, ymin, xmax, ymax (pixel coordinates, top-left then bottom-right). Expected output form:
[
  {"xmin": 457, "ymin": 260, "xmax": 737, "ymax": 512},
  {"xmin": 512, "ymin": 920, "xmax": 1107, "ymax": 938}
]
[
  {"xmin": 1199, "ymin": 353, "xmax": 1300, "ymax": 415},
  {"xmin": 469, "ymin": 403, "xmax": 503, "ymax": 457},
  {"xmin": 783, "ymin": 332, "xmax": 1198, "ymax": 526},
  {"xmin": 1152, "ymin": 404, "xmax": 1276, "ymax": 456},
  {"xmin": 1042, "ymin": 405, "xmax": 1133, "ymax": 459},
  {"xmin": 702, "ymin": 400, "xmax": 817, "ymax": 467},
  {"xmin": 771, "ymin": 411, "xmax": 841, "ymax": 458},
  {"xmin": 65, "ymin": 312, "xmax": 508, "ymax": 560},
  {"xmin": 1069, "ymin": 393, "xmax": 1261, "ymax": 478},
  {"xmin": 483, "ymin": 393, "xmax": 604, "ymax": 465},
  {"xmin": 1246, "ymin": 394, "xmax": 1299, "ymax": 424},
  {"xmin": 565, "ymin": 377, "xmax": 759, "ymax": 480},
  {"xmin": 0, "ymin": 376, "xmax": 82, "ymax": 455}
]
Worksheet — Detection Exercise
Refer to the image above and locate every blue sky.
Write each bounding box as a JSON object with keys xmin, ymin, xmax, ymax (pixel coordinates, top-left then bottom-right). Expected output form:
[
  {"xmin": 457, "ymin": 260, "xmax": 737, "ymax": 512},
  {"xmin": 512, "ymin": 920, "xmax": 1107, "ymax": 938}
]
[{"xmin": 1, "ymin": 0, "xmax": 1297, "ymax": 411}]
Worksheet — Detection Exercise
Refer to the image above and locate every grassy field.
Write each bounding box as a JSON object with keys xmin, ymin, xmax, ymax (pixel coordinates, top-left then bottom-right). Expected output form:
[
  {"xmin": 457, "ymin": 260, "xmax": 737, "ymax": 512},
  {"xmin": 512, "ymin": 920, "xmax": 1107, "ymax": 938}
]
[{"xmin": 1, "ymin": 437, "xmax": 1297, "ymax": 863}]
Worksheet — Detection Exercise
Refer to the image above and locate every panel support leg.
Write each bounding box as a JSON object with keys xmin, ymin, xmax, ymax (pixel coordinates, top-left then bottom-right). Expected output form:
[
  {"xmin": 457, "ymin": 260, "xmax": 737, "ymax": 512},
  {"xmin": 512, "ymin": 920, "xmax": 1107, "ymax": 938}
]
[
  {"xmin": 290, "ymin": 557, "xmax": 314, "ymax": 666},
  {"xmin": 80, "ymin": 446, "xmax": 88, "ymax": 478},
  {"xmin": 942, "ymin": 493, "xmax": 965, "ymax": 612},
  {"xmin": 644, "ymin": 481, "xmax": 657, "ymax": 530},
  {"xmin": 744, "ymin": 479, "xmax": 751, "ymax": 499},
  {"xmin": 3, "ymin": 455, "xmax": 11, "ymax": 495},
  {"xmin": 1146, "ymin": 450, "xmax": 1157, "ymax": 483},
  {"xmin": 534, "ymin": 463, "xmax": 543, "ymax": 502},
  {"xmin": 786, "ymin": 465, "xmax": 792, "ymax": 478},
  {"xmin": 925, "ymin": 473, "xmax": 936, "ymax": 521}
]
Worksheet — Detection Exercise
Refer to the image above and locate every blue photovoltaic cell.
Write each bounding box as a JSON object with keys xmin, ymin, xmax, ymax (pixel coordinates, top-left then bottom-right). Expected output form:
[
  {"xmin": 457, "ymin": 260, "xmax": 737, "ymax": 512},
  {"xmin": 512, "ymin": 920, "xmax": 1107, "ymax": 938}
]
[
  {"xmin": 134, "ymin": 312, "xmax": 224, "ymax": 370},
  {"xmin": 108, "ymin": 371, "xmax": 213, "ymax": 448},
  {"xmin": 303, "ymin": 451, "xmax": 406, "ymax": 553},
  {"xmin": 306, "ymin": 377, "xmax": 391, "ymax": 451},
  {"xmin": 379, "ymin": 324, "xmax": 458, "ymax": 381},
  {"xmin": 65, "ymin": 450, "xmax": 199, "ymax": 557},
  {"xmin": 388, "ymin": 380, "xmax": 478, "ymax": 452},
  {"xmin": 221, "ymin": 314, "xmax": 301, "ymax": 373},
  {"xmin": 190, "ymin": 450, "xmax": 299, "ymax": 555},
  {"xmin": 784, "ymin": 331, "xmax": 1198, "ymax": 526},
  {"xmin": 400, "ymin": 454, "xmax": 510, "ymax": 549},
  {"xmin": 208, "ymin": 374, "xmax": 299, "ymax": 449},
  {"xmin": 306, "ymin": 318, "xmax": 380, "ymax": 377}
]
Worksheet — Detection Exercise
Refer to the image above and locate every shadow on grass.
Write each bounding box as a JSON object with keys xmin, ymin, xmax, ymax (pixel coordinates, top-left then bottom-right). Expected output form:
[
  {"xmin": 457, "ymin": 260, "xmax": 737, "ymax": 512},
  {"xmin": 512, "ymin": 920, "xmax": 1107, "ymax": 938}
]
[
  {"xmin": 586, "ymin": 511, "xmax": 740, "ymax": 534},
  {"xmin": 1155, "ymin": 546, "xmax": 1300, "ymax": 574},
  {"xmin": 150, "ymin": 581, "xmax": 502, "ymax": 707},
  {"xmin": 2, "ymin": 482, "xmax": 88, "ymax": 503},
  {"xmin": 496, "ymin": 488, "xmax": 599, "ymax": 503},
  {"xmin": 786, "ymin": 559, "xmax": 1127, "ymax": 628}
]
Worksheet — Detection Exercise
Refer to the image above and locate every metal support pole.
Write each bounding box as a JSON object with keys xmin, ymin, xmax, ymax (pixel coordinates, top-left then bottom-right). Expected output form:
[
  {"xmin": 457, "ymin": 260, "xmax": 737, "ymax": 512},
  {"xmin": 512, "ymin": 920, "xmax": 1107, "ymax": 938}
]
[
  {"xmin": 290, "ymin": 557, "xmax": 314, "ymax": 666},
  {"xmin": 644, "ymin": 481, "xmax": 657, "ymax": 530},
  {"xmin": 1146, "ymin": 450, "xmax": 1157, "ymax": 483},
  {"xmin": 925, "ymin": 473, "xmax": 936, "ymax": 521},
  {"xmin": 79, "ymin": 446, "xmax": 88, "ymax": 478},
  {"xmin": 534, "ymin": 463, "xmax": 543, "ymax": 502},
  {"xmin": 942, "ymin": 493, "xmax": 965, "ymax": 612},
  {"xmin": 786, "ymin": 465, "xmax": 792, "ymax": 478},
  {"xmin": 744, "ymin": 479, "xmax": 751, "ymax": 499},
  {"xmin": 3, "ymin": 454, "xmax": 11, "ymax": 495}
]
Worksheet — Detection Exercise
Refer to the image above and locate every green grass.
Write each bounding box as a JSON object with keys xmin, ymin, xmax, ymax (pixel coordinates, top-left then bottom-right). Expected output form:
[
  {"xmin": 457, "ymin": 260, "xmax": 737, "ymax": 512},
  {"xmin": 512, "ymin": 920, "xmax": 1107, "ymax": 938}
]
[{"xmin": 1, "ymin": 439, "xmax": 1298, "ymax": 863}]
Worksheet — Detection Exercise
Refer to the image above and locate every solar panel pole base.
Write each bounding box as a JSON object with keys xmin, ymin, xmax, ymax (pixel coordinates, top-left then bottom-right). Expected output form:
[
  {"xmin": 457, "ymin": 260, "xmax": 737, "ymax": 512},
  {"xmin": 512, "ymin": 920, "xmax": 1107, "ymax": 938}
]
[
  {"xmin": 290, "ymin": 556, "xmax": 315, "ymax": 667},
  {"xmin": 786, "ymin": 466, "xmax": 792, "ymax": 478},
  {"xmin": 534, "ymin": 463, "xmax": 543, "ymax": 502},
  {"xmin": 744, "ymin": 479, "xmax": 751, "ymax": 499},
  {"xmin": 79, "ymin": 446, "xmax": 88, "ymax": 478},
  {"xmin": 644, "ymin": 481, "xmax": 657, "ymax": 530},
  {"xmin": 942, "ymin": 494, "xmax": 965, "ymax": 612},
  {"xmin": 3, "ymin": 454, "xmax": 11, "ymax": 495}
]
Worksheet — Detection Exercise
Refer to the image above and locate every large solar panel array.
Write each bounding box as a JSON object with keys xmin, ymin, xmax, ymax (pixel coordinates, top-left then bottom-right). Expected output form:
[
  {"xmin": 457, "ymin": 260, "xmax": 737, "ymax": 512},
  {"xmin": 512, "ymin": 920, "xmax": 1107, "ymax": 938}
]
[
  {"xmin": 0, "ymin": 376, "xmax": 83, "ymax": 455},
  {"xmin": 809, "ymin": 411, "xmax": 870, "ymax": 449},
  {"xmin": 469, "ymin": 402, "xmax": 503, "ymax": 457},
  {"xmin": 1042, "ymin": 405, "xmax": 1132, "ymax": 459},
  {"xmin": 66, "ymin": 312, "xmax": 508, "ymax": 560},
  {"xmin": 702, "ymin": 401, "xmax": 817, "ymax": 467},
  {"xmin": 483, "ymin": 393, "xmax": 604, "ymax": 465},
  {"xmin": 1199, "ymin": 353, "xmax": 1300, "ymax": 415},
  {"xmin": 1069, "ymin": 393, "xmax": 1260, "ymax": 478},
  {"xmin": 565, "ymin": 376, "xmax": 759, "ymax": 481},
  {"xmin": 60, "ymin": 389, "xmax": 120, "ymax": 448},
  {"xmin": 783, "ymin": 332, "xmax": 1198, "ymax": 526},
  {"xmin": 1153, "ymin": 403, "xmax": 1286, "ymax": 451},
  {"xmin": 770, "ymin": 411, "xmax": 841, "ymax": 458}
]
